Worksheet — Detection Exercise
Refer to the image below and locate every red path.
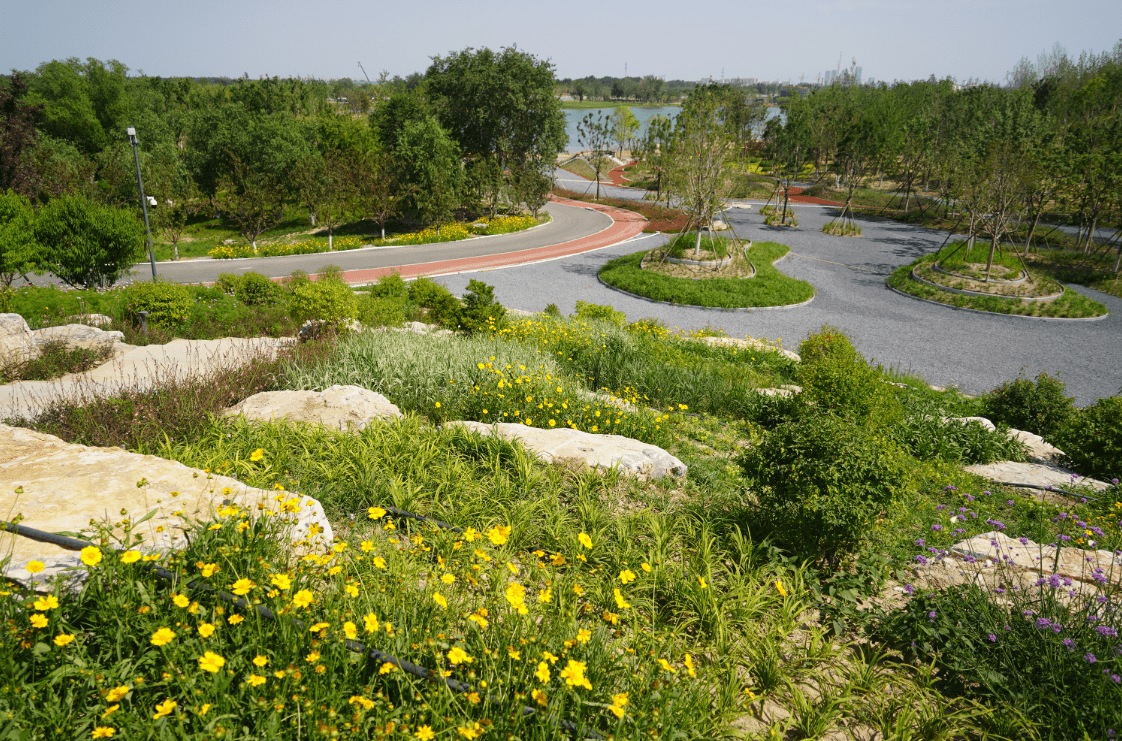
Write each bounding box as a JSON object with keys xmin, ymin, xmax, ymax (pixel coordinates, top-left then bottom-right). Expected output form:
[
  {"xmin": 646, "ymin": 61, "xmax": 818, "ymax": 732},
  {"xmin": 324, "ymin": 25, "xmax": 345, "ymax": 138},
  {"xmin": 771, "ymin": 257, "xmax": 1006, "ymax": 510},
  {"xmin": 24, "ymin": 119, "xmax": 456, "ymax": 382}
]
[{"xmin": 336, "ymin": 196, "xmax": 647, "ymax": 284}]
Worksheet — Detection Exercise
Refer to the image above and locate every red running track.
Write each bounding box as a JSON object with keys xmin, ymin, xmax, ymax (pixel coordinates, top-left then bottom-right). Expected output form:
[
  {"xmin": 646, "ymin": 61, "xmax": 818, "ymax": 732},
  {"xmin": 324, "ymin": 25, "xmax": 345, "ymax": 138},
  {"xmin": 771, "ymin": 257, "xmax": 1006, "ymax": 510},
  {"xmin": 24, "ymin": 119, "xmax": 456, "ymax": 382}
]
[{"xmin": 335, "ymin": 196, "xmax": 648, "ymax": 284}]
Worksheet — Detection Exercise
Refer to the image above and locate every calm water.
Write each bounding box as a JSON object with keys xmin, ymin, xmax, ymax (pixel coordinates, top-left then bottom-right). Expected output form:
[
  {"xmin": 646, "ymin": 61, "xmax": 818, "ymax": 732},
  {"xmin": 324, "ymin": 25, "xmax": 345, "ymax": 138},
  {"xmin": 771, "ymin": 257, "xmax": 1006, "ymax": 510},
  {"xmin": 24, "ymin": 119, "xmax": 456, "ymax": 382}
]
[{"xmin": 562, "ymin": 106, "xmax": 783, "ymax": 152}]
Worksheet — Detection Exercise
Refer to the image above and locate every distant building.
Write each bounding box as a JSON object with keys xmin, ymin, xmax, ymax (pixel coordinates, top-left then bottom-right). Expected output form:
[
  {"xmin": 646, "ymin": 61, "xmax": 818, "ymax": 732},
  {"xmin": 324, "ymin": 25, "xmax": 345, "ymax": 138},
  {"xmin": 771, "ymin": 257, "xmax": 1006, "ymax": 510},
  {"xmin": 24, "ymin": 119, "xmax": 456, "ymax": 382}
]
[{"xmin": 854, "ymin": 66, "xmax": 863, "ymax": 84}]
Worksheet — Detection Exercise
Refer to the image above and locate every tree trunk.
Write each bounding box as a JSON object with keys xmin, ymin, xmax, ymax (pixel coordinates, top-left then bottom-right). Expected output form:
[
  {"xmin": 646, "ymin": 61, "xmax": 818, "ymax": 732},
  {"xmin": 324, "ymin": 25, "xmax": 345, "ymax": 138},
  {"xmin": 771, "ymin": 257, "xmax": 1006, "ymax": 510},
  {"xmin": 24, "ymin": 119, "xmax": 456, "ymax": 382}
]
[
  {"xmin": 695, "ymin": 228, "xmax": 702, "ymax": 258},
  {"xmin": 309, "ymin": 207, "xmax": 316, "ymax": 227},
  {"xmin": 328, "ymin": 230, "xmax": 333, "ymax": 251}
]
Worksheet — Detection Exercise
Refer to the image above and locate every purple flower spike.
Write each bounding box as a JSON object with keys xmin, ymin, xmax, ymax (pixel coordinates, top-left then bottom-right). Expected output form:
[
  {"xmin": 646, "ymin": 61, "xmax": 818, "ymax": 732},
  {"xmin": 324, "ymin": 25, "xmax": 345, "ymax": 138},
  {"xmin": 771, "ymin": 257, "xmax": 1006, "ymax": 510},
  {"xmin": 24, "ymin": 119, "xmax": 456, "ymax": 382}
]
[
  {"xmin": 987, "ymin": 634, "xmax": 996, "ymax": 642},
  {"xmin": 904, "ymin": 584, "xmax": 915, "ymax": 595},
  {"xmin": 931, "ymin": 524, "xmax": 943, "ymax": 532},
  {"xmin": 915, "ymin": 538, "xmax": 925, "ymax": 547},
  {"xmin": 1085, "ymin": 653, "xmax": 1097, "ymax": 664}
]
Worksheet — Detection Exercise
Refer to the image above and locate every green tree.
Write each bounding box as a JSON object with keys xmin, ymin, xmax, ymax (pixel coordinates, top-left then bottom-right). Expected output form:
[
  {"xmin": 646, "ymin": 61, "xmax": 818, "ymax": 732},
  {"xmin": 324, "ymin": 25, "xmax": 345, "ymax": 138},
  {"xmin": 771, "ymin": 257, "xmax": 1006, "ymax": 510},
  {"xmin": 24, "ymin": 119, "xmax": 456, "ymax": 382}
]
[
  {"xmin": 0, "ymin": 190, "xmax": 38, "ymax": 288},
  {"xmin": 576, "ymin": 111, "xmax": 613, "ymax": 199},
  {"xmin": 671, "ymin": 85, "xmax": 737, "ymax": 254},
  {"xmin": 32, "ymin": 194, "xmax": 145, "ymax": 288},
  {"xmin": 394, "ymin": 115, "xmax": 462, "ymax": 228},
  {"xmin": 0, "ymin": 74, "xmax": 42, "ymax": 197},
  {"xmin": 355, "ymin": 149, "xmax": 400, "ymax": 240},
  {"xmin": 610, "ymin": 106, "xmax": 639, "ymax": 158}
]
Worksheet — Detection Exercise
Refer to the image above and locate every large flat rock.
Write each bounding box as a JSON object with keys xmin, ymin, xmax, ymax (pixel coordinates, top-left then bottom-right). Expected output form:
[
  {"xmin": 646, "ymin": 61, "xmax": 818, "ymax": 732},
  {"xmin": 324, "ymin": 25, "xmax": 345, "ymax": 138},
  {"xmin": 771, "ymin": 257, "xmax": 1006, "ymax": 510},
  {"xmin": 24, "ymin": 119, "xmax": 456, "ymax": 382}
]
[
  {"xmin": 33, "ymin": 323, "xmax": 125, "ymax": 350},
  {"xmin": 0, "ymin": 313, "xmax": 38, "ymax": 366},
  {"xmin": 224, "ymin": 384, "xmax": 402, "ymax": 431},
  {"xmin": 965, "ymin": 460, "xmax": 1110, "ymax": 492},
  {"xmin": 0, "ymin": 424, "xmax": 332, "ymax": 588},
  {"xmin": 696, "ymin": 335, "xmax": 800, "ymax": 362},
  {"xmin": 949, "ymin": 530, "xmax": 1121, "ymax": 587},
  {"xmin": 445, "ymin": 421, "xmax": 687, "ymax": 479}
]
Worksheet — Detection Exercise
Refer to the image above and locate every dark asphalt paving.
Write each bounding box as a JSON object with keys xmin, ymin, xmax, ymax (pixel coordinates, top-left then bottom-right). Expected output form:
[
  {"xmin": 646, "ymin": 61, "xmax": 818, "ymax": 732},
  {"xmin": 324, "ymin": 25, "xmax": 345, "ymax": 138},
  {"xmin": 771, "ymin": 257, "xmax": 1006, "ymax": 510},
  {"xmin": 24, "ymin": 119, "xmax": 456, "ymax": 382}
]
[
  {"xmin": 111, "ymin": 201, "xmax": 612, "ymax": 285},
  {"xmin": 432, "ymin": 193, "xmax": 1122, "ymax": 406}
]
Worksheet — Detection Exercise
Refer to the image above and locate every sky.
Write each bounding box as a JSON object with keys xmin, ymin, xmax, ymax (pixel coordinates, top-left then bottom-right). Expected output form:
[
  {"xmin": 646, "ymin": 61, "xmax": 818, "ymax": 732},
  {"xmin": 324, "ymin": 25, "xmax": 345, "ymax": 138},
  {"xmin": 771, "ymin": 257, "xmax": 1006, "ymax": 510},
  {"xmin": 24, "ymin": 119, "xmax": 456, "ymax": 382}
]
[{"xmin": 2, "ymin": 0, "xmax": 1120, "ymax": 85}]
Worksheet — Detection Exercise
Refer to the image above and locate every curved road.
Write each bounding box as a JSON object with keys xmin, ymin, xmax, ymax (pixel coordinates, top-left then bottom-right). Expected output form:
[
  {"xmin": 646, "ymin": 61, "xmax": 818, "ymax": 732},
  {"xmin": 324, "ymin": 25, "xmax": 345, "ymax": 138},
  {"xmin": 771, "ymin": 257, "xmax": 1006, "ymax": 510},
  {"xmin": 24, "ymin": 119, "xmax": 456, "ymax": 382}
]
[
  {"xmin": 433, "ymin": 178, "xmax": 1122, "ymax": 406},
  {"xmin": 134, "ymin": 201, "xmax": 613, "ymax": 285}
]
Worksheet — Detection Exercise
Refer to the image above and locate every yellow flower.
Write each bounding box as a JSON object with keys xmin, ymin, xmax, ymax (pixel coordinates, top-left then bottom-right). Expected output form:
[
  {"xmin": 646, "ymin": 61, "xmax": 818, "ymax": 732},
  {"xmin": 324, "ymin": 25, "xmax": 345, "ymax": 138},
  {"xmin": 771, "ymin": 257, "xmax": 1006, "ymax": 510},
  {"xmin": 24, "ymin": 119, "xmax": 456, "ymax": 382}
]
[
  {"xmin": 342, "ymin": 620, "xmax": 358, "ymax": 640},
  {"xmin": 249, "ymin": 448, "xmax": 264, "ymax": 462},
  {"xmin": 197, "ymin": 623, "xmax": 215, "ymax": 638},
  {"xmin": 150, "ymin": 627, "xmax": 176, "ymax": 646},
  {"xmin": 198, "ymin": 562, "xmax": 218, "ymax": 578},
  {"xmin": 463, "ymin": 526, "xmax": 480, "ymax": 542},
  {"xmin": 507, "ymin": 648, "xmax": 521, "ymax": 660},
  {"xmin": 559, "ymin": 659, "xmax": 592, "ymax": 690},
  {"xmin": 309, "ymin": 622, "xmax": 329, "ymax": 633},
  {"xmin": 227, "ymin": 614, "xmax": 244, "ymax": 625},
  {"xmin": 505, "ymin": 583, "xmax": 528, "ymax": 614},
  {"xmin": 360, "ymin": 540, "xmax": 374, "ymax": 552},
  {"xmin": 576, "ymin": 629, "xmax": 591, "ymax": 644},
  {"xmin": 658, "ymin": 658, "xmax": 676, "ymax": 673},
  {"xmin": 246, "ymin": 674, "xmax": 266, "ymax": 687},
  {"xmin": 349, "ymin": 695, "xmax": 375, "ymax": 710},
  {"xmin": 270, "ymin": 573, "xmax": 292, "ymax": 591},
  {"xmin": 372, "ymin": 557, "xmax": 387, "ymax": 570},
  {"xmin": 486, "ymin": 524, "xmax": 511, "ymax": 545},
  {"xmin": 198, "ymin": 651, "xmax": 226, "ymax": 673},
  {"xmin": 641, "ymin": 562, "xmax": 652, "ymax": 572},
  {"xmin": 199, "ymin": 704, "xmax": 211, "ymax": 715},
  {"xmin": 172, "ymin": 594, "xmax": 190, "ymax": 609},
  {"xmin": 367, "ymin": 506, "xmax": 387, "ymax": 520},
  {"xmin": 618, "ymin": 569, "xmax": 637, "ymax": 584},
  {"xmin": 433, "ymin": 592, "xmax": 448, "ymax": 609},
  {"xmin": 30, "ymin": 613, "xmax": 48, "ymax": 628},
  {"xmin": 534, "ymin": 661, "xmax": 550, "ymax": 683},
  {"xmin": 101, "ymin": 705, "xmax": 119, "ymax": 718},
  {"xmin": 538, "ymin": 588, "xmax": 552, "ymax": 603},
  {"xmin": 26, "ymin": 560, "xmax": 45, "ymax": 573},
  {"xmin": 697, "ymin": 575, "xmax": 707, "ymax": 589},
  {"xmin": 379, "ymin": 662, "xmax": 396, "ymax": 674},
  {"xmin": 578, "ymin": 532, "xmax": 593, "ymax": 549},
  {"xmin": 253, "ymin": 655, "xmax": 268, "ymax": 667},
  {"xmin": 434, "ymin": 402, "xmax": 441, "ymax": 408},
  {"xmin": 33, "ymin": 594, "xmax": 59, "ymax": 611},
  {"xmin": 467, "ymin": 613, "xmax": 488, "ymax": 629},
  {"xmin": 306, "ymin": 651, "xmax": 321, "ymax": 663},
  {"xmin": 684, "ymin": 652, "xmax": 697, "ymax": 677},
  {"xmin": 573, "ymin": 583, "xmax": 584, "ymax": 596},
  {"xmin": 120, "ymin": 551, "xmax": 141, "ymax": 564},
  {"xmin": 415, "ymin": 726, "xmax": 435, "ymax": 741},
  {"xmin": 613, "ymin": 589, "xmax": 630, "ymax": 609},
  {"xmin": 153, "ymin": 698, "xmax": 177, "ymax": 719},
  {"xmin": 441, "ymin": 573, "xmax": 455, "ymax": 585},
  {"xmin": 54, "ymin": 633, "xmax": 76, "ymax": 646},
  {"xmin": 91, "ymin": 728, "xmax": 116, "ymax": 738},
  {"xmin": 447, "ymin": 646, "xmax": 473, "ymax": 665},
  {"xmin": 81, "ymin": 547, "xmax": 102, "ymax": 567},
  {"xmin": 775, "ymin": 579, "xmax": 787, "ymax": 597},
  {"xmin": 291, "ymin": 589, "xmax": 314, "ymax": 608},
  {"xmin": 532, "ymin": 688, "xmax": 548, "ymax": 706},
  {"xmin": 364, "ymin": 612, "xmax": 380, "ymax": 633},
  {"xmin": 105, "ymin": 685, "xmax": 130, "ymax": 703},
  {"xmin": 344, "ymin": 583, "xmax": 359, "ymax": 597}
]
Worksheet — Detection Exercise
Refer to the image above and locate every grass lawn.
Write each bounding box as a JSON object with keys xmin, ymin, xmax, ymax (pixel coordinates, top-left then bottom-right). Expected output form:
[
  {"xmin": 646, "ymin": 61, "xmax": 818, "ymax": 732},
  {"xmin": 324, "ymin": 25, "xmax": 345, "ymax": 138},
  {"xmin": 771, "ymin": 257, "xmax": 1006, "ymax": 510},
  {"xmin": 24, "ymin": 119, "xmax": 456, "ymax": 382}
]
[{"xmin": 598, "ymin": 242, "xmax": 815, "ymax": 308}]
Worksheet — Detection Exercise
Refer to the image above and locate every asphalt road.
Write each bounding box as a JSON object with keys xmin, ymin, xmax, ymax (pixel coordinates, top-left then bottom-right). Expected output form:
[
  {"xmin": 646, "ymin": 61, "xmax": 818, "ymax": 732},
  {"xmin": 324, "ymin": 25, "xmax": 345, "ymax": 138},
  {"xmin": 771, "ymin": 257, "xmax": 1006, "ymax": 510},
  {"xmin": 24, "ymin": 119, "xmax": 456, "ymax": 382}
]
[
  {"xmin": 431, "ymin": 190, "xmax": 1122, "ymax": 406},
  {"xmin": 117, "ymin": 201, "xmax": 611, "ymax": 285}
]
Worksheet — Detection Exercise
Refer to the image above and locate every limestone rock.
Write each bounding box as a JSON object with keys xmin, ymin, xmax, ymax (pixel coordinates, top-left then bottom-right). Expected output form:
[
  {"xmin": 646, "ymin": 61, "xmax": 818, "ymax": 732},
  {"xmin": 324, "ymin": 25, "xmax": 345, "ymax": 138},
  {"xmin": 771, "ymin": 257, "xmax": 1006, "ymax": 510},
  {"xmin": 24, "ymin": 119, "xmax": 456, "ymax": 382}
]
[
  {"xmin": 33, "ymin": 323, "xmax": 125, "ymax": 351},
  {"xmin": 943, "ymin": 416, "xmax": 996, "ymax": 432},
  {"xmin": 0, "ymin": 313, "xmax": 39, "ymax": 366},
  {"xmin": 445, "ymin": 421, "xmax": 687, "ymax": 479},
  {"xmin": 755, "ymin": 385, "xmax": 802, "ymax": 398},
  {"xmin": 0, "ymin": 424, "xmax": 332, "ymax": 588},
  {"xmin": 1007, "ymin": 428, "xmax": 1065, "ymax": 463},
  {"xmin": 964, "ymin": 460, "xmax": 1110, "ymax": 493},
  {"xmin": 695, "ymin": 335, "xmax": 801, "ymax": 362},
  {"xmin": 225, "ymin": 384, "xmax": 402, "ymax": 431},
  {"xmin": 948, "ymin": 531, "xmax": 1121, "ymax": 587}
]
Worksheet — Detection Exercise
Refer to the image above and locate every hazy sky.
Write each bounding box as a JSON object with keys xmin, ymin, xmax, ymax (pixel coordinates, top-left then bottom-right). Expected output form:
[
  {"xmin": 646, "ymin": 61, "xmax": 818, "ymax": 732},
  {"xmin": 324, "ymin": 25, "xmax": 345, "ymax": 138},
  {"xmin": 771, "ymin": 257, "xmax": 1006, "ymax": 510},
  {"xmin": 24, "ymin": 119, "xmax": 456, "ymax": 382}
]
[{"xmin": 3, "ymin": 0, "xmax": 1120, "ymax": 85}]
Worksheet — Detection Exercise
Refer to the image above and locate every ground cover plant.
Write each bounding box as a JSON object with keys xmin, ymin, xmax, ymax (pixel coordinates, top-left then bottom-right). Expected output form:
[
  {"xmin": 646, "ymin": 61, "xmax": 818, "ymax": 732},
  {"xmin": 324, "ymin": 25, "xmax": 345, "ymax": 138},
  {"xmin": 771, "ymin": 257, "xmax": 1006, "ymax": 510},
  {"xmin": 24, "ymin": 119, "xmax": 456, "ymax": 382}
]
[
  {"xmin": 4, "ymin": 303, "xmax": 1119, "ymax": 739},
  {"xmin": 598, "ymin": 242, "xmax": 815, "ymax": 308},
  {"xmin": 0, "ymin": 340, "xmax": 116, "ymax": 384}
]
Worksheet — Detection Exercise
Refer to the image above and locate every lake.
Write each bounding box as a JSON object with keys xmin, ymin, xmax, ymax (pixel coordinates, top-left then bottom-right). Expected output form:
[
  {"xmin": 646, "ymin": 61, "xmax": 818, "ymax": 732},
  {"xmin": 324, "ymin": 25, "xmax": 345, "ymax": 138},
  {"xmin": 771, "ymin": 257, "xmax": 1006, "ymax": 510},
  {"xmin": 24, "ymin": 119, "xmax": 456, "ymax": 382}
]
[{"xmin": 562, "ymin": 106, "xmax": 783, "ymax": 152}]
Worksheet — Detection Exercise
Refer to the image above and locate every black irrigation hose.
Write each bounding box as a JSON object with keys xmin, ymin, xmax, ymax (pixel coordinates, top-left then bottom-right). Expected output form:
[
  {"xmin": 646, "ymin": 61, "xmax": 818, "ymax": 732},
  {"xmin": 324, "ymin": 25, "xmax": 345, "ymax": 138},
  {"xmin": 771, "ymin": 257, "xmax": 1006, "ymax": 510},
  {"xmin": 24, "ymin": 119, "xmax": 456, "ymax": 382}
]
[
  {"xmin": 993, "ymin": 481, "xmax": 1105, "ymax": 503},
  {"xmin": 1, "ymin": 519, "xmax": 598, "ymax": 739}
]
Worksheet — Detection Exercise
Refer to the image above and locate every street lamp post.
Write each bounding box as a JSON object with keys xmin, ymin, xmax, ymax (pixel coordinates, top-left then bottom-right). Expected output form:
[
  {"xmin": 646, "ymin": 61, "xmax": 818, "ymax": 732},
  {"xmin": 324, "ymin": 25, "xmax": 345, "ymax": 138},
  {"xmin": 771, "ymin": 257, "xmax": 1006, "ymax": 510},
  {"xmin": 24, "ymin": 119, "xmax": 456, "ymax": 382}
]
[{"xmin": 126, "ymin": 127, "xmax": 158, "ymax": 281}]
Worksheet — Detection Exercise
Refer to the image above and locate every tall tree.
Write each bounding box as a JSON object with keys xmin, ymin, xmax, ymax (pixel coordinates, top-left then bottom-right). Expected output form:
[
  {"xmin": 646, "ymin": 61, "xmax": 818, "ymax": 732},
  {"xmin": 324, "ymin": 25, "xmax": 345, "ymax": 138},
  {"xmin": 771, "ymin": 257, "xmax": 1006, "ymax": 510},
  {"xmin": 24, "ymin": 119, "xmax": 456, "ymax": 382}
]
[
  {"xmin": 610, "ymin": 106, "xmax": 639, "ymax": 158},
  {"xmin": 576, "ymin": 111, "xmax": 613, "ymax": 199},
  {"xmin": 0, "ymin": 75, "xmax": 42, "ymax": 197}
]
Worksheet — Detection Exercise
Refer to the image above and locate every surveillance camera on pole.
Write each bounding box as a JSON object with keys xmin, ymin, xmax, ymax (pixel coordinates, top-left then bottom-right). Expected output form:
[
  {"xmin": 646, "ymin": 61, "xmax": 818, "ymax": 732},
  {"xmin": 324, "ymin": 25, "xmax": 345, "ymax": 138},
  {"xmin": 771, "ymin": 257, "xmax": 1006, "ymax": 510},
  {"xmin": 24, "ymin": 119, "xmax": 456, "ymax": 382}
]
[{"xmin": 127, "ymin": 127, "xmax": 158, "ymax": 281}]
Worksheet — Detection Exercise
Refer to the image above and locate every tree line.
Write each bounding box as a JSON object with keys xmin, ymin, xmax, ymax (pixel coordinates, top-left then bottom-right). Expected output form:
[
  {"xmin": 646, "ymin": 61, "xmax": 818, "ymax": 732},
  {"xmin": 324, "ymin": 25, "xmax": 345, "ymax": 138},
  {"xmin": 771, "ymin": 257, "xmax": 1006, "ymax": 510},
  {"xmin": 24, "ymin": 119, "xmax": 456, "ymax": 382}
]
[{"xmin": 0, "ymin": 47, "xmax": 566, "ymax": 287}]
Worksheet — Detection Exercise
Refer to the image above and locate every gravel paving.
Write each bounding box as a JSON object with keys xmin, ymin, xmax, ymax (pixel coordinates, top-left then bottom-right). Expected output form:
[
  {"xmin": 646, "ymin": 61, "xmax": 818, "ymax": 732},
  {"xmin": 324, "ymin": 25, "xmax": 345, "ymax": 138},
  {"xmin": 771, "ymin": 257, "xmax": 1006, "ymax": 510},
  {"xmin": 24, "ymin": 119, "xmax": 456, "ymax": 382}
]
[{"xmin": 434, "ymin": 187, "xmax": 1122, "ymax": 406}]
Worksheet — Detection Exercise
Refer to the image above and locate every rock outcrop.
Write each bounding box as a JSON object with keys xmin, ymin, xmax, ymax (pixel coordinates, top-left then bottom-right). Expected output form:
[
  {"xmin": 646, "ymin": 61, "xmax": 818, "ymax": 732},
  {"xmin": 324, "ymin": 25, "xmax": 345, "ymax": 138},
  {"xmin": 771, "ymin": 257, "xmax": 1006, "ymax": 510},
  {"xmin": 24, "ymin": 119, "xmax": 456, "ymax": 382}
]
[
  {"xmin": 0, "ymin": 313, "xmax": 39, "ymax": 366},
  {"xmin": 33, "ymin": 323, "xmax": 127, "ymax": 353},
  {"xmin": 695, "ymin": 335, "xmax": 801, "ymax": 362},
  {"xmin": 224, "ymin": 384, "xmax": 402, "ymax": 431},
  {"xmin": 444, "ymin": 421, "xmax": 687, "ymax": 479},
  {"xmin": 0, "ymin": 424, "xmax": 332, "ymax": 588}
]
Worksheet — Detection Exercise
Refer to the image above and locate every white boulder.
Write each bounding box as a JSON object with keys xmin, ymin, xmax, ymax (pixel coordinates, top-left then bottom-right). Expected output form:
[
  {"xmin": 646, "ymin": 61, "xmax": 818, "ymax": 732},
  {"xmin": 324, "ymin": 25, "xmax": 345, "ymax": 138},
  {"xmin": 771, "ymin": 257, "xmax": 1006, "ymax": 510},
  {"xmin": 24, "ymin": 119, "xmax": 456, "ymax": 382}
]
[{"xmin": 225, "ymin": 384, "xmax": 403, "ymax": 432}]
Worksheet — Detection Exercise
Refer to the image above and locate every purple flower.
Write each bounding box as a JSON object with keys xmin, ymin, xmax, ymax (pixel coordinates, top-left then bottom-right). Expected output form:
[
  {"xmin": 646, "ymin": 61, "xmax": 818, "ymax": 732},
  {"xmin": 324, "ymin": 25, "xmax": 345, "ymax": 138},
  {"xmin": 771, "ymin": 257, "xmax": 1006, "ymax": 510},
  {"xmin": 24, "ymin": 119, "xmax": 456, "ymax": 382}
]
[
  {"xmin": 1006, "ymin": 500, "xmax": 1014, "ymax": 506},
  {"xmin": 936, "ymin": 504, "xmax": 946, "ymax": 511},
  {"xmin": 1063, "ymin": 638, "xmax": 1075, "ymax": 649},
  {"xmin": 931, "ymin": 524, "xmax": 943, "ymax": 532},
  {"xmin": 967, "ymin": 495, "xmax": 975, "ymax": 502},
  {"xmin": 1023, "ymin": 610, "xmax": 1035, "ymax": 617},
  {"xmin": 915, "ymin": 555, "xmax": 929, "ymax": 566},
  {"xmin": 1060, "ymin": 534, "xmax": 1072, "ymax": 542},
  {"xmin": 915, "ymin": 538, "xmax": 925, "ymax": 547},
  {"xmin": 928, "ymin": 611, "xmax": 937, "ymax": 621},
  {"xmin": 904, "ymin": 584, "xmax": 915, "ymax": 595},
  {"xmin": 1035, "ymin": 618, "xmax": 1053, "ymax": 630},
  {"xmin": 944, "ymin": 485, "xmax": 958, "ymax": 491},
  {"xmin": 1113, "ymin": 676, "xmax": 1121, "ymax": 684},
  {"xmin": 954, "ymin": 528, "xmax": 966, "ymax": 534},
  {"xmin": 1085, "ymin": 653, "xmax": 1097, "ymax": 664},
  {"xmin": 987, "ymin": 633, "xmax": 997, "ymax": 642},
  {"xmin": 1048, "ymin": 574, "xmax": 1063, "ymax": 588},
  {"xmin": 1018, "ymin": 537, "xmax": 1029, "ymax": 545},
  {"xmin": 1096, "ymin": 626, "xmax": 1119, "ymax": 638}
]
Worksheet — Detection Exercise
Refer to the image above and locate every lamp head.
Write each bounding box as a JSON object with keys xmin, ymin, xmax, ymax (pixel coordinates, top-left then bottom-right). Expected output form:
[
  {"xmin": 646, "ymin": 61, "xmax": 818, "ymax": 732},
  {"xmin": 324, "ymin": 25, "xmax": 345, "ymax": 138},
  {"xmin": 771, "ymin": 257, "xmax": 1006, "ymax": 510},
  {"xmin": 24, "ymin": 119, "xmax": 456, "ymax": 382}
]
[{"xmin": 126, "ymin": 127, "xmax": 138, "ymax": 144}]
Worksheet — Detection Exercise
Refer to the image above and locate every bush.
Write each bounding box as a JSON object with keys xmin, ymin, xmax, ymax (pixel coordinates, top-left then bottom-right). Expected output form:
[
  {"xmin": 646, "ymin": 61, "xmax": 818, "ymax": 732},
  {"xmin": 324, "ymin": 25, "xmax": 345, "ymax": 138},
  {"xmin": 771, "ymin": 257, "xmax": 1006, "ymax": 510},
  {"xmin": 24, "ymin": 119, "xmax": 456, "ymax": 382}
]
[
  {"xmin": 543, "ymin": 303, "xmax": 561, "ymax": 317},
  {"xmin": 407, "ymin": 277, "xmax": 454, "ymax": 308},
  {"xmin": 32, "ymin": 194, "xmax": 146, "ymax": 289},
  {"xmin": 573, "ymin": 300, "xmax": 626, "ymax": 326},
  {"xmin": 120, "ymin": 280, "xmax": 194, "ymax": 328},
  {"xmin": 796, "ymin": 327, "xmax": 902, "ymax": 428},
  {"xmin": 1053, "ymin": 396, "xmax": 1122, "ymax": 480},
  {"xmin": 982, "ymin": 371, "xmax": 1076, "ymax": 440},
  {"xmin": 739, "ymin": 414, "xmax": 916, "ymax": 564},
  {"xmin": 287, "ymin": 279, "xmax": 358, "ymax": 324},
  {"xmin": 357, "ymin": 295, "xmax": 408, "ymax": 328},
  {"xmin": 460, "ymin": 279, "xmax": 506, "ymax": 334},
  {"xmin": 235, "ymin": 272, "xmax": 285, "ymax": 306},
  {"xmin": 214, "ymin": 273, "xmax": 240, "ymax": 295},
  {"xmin": 368, "ymin": 272, "xmax": 408, "ymax": 299}
]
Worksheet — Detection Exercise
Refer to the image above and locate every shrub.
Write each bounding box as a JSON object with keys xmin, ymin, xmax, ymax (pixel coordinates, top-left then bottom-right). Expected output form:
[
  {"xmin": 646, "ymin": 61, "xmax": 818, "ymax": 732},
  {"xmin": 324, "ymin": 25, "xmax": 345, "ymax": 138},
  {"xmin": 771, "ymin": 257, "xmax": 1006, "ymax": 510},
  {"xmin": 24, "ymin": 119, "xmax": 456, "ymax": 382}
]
[
  {"xmin": 739, "ymin": 414, "xmax": 916, "ymax": 564},
  {"xmin": 287, "ymin": 279, "xmax": 358, "ymax": 324},
  {"xmin": 32, "ymin": 194, "xmax": 147, "ymax": 289},
  {"xmin": 795, "ymin": 327, "xmax": 902, "ymax": 428},
  {"xmin": 573, "ymin": 300, "xmax": 626, "ymax": 326},
  {"xmin": 543, "ymin": 303, "xmax": 561, "ymax": 317},
  {"xmin": 356, "ymin": 294, "xmax": 407, "ymax": 328},
  {"xmin": 982, "ymin": 371, "xmax": 1076, "ymax": 440},
  {"xmin": 368, "ymin": 272, "xmax": 408, "ymax": 299},
  {"xmin": 317, "ymin": 263, "xmax": 344, "ymax": 282},
  {"xmin": 408, "ymin": 277, "xmax": 454, "ymax": 308},
  {"xmin": 460, "ymin": 279, "xmax": 506, "ymax": 334},
  {"xmin": 214, "ymin": 273, "xmax": 240, "ymax": 295},
  {"xmin": 235, "ymin": 272, "xmax": 285, "ymax": 306},
  {"xmin": 120, "ymin": 280, "xmax": 194, "ymax": 328},
  {"xmin": 798, "ymin": 325, "xmax": 859, "ymax": 365},
  {"xmin": 1053, "ymin": 396, "xmax": 1122, "ymax": 480}
]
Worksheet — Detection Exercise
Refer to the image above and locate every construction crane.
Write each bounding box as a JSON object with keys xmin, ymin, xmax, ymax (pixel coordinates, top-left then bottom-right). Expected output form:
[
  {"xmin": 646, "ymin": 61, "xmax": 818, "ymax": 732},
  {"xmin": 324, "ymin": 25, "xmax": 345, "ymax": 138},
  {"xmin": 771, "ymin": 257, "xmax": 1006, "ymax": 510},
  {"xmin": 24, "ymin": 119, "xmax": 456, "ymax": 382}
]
[{"xmin": 357, "ymin": 62, "xmax": 372, "ymax": 84}]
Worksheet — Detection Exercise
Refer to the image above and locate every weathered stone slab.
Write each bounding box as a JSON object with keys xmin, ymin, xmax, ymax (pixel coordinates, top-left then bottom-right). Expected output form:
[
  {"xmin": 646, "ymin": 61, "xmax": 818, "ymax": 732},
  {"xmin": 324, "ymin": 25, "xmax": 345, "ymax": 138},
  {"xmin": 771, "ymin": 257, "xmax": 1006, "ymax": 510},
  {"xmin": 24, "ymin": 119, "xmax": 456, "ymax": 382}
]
[
  {"xmin": 755, "ymin": 385, "xmax": 802, "ymax": 398},
  {"xmin": 444, "ymin": 421, "xmax": 687, "ymax": 479},
  {"xmin": 33, "ymin": 323, "xmax": 125, "ymax": 350},
  {"xmin": 1007, "ymin": 428, "xmax": 1065, "ymax": 463},
  {"xmin": 0, "ymin": 313, "xmax": 38, "ymax": 366},
  {"xmin": 0, "ymin": 424, "xmax": 333, "ymax": 588},
  {"xmin": 696, "ymin": 335, "xmax": 800, "ymax": 362},
  {"xmin": 948, "ymin": 530, "xmax": 1122, "ymax": 587},
  {"xmin": 224, "ymin": 384, "xmax": 402, "ymax": 432},
  {"xmin": 965, "ymin": 460, "xmax": 1110, "ymax": 492},
  {"xmin": 944, "ymin": 416, "xmax": 996, "ymax": 432}
]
